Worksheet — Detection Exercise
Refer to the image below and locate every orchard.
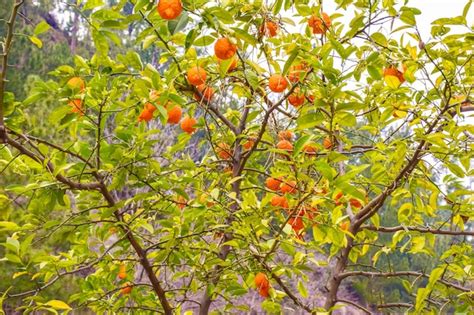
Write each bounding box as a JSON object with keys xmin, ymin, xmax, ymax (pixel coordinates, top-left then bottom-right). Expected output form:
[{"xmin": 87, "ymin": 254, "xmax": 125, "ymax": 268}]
[{"xmin": 0, "ymin": 0, "xmax": 473, "ymax": 314}]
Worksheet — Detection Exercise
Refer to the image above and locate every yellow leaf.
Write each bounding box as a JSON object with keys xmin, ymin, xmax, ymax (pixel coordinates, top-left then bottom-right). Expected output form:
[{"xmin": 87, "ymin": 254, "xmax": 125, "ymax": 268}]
[
  {"xmin": 12, "ymin": 271, "xmax": 28, "ymax": 279},
  {"xmin": 384, "ymin": 75, "xmax": 401, "ymax": 89},
  {"xmin": 45, "ymin": 300, "xmax": 72, "ymax": 310}
]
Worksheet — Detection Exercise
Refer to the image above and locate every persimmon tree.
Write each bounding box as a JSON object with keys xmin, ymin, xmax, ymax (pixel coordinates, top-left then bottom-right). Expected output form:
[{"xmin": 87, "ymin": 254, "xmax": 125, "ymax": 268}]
[{"xmin": 1, "ymin": 0, "xmax": 473, "ymax": 314}]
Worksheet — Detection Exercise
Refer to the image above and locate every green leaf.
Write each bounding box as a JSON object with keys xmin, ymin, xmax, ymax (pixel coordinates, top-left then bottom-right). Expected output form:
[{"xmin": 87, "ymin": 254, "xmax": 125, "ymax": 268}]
[
  {"xmin": 45, "ymin": 300, "xmax": 72, "ymax": 310},
  {"xmin": 168, "ymin": 12, "xmax": 189, "ymax": 35},
  {"xmin": 282, "ymin": 49, "xmax": 299, "ymax": 76},
  {"xmin": 34, "ymin": 21, "xmax": 51, "ymax": 35},
  {"xmin": 194, "ymin": 36, "xmax": 215, "ymax": 47}
]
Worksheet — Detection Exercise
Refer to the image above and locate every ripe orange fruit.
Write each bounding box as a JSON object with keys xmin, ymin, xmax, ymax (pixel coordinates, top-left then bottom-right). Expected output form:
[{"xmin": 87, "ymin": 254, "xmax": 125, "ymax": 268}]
[
  {"xmin": 288, "ymin": 88, "xmax": 305, "ymax": 107},
  {"xmin": 157, "ymin": 0, "xmax": 182, "ymax": 20},
  {"xmin": 266, "ymin": 177, "xmax": 282, "ymax": 191},
  {"xmin": 180, "ymin": 116, "xmax": 197, "ymax": 134},
  {"xmin": 260, "ymin": 20, "xmax": 278, "ymax": 37},
  {"xmin": 217, "ymin": 57, "xmax": 238, "ymax": 72},
  {"xmin": 276, "ymin": 139, "xmax": 293, "ymax": 152},
  {"xmin": 308, "ymin": 13, "xmax": 331, "ymax": 34},
  {"xmin": 303, "ymin": 143, "xmax": 317, "ymax": 155},
  {"xmin": 288, "ymin": 64, "xmax": 308, "ymax": 83},
  {"xmin": 323, "ymin": 137, "xmax": 332, "ymax": 149},
  {"xmin": 118, "ymin": 264, "xmax": 126, "ymax": 280},
  {"xmin": 349, "ymin": 198, "xmax": 362, "ymax": 209},
  {"xmin": 66, "ymin": 77, "xmax": 86, "ymax": 92},
  {"xmin": 334, "ymin": 192, "xmax": 344, "ymax": 206},
  {"xmin": 383, "ymin": 67, "xmax": 405, "ymax": 84},
  {"xmin": 167, "ymin": 105, "xmax": 182, "ymax": 124},
  {"xmin": 280, "ymin": 180, "xmax": 297, "ymax": 194},
  {"xmin": 176, "ymin": 195, "xmax": 187, "ymax": 209},
  {"xmin": 216, "ymin": 142, "xmax": 232, "ymax": 159},
  {"xmin": 268, "ymin": 74, "xmax": 288, "ymax": 93},
  {"xmin": 259, "ymin": 286, "xmax": 270, "ymax": 298},
  {"xmin": 214, "ymin": 38, "xmax": 237, "ymax": 60},
  {"xmin": 138, "ymin": 109, "xmax": 153, "ymax": 122},
  {"xmin": 68, "ymin": 99, "xmax": 83, "ymax": 115},
  {"xmin": 271, "ymin": 195, "xmax": 288, "ymax": 208},
  {"xmin": 289, "ymin": 216, "xmax": 304, "ymax": 233},
  {"xmin": 145, "ymin": 102, "xmax": 157, "ymax": 113},
  {"xmin": 196, "ymin": 84, "xmax": 215, "ymax": 101},
  {"xmin": 243, "ymin": 139, "xmax": 255, "ymax": 151},
  {"xmin": 187, "ymin": 66, "xmax": 207, "ymax": 86},
  {"xmin": 340, "ymin": 221, "xmax": 349, "ymax": 231},
  {"xmin": 278, "ymin": 130, "xmax": 293, "ymax": 141},
  {"xmin": 121, "ymin": 283, "xmax": 133, "ymax": 295},
  {"xmin": 254, "ymin": 272, "xmax": 270, "ymax": 289}
]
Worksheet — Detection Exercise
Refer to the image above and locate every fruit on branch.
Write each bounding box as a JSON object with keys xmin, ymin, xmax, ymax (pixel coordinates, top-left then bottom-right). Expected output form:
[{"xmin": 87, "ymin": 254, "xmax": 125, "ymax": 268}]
[
  {"xmin": 349, "ymin": 198, "xmax": 362, "ymax": 209},
  {"xmin": 118, "ymin": 263, "xmax": 127, "ymax": 280},
  {"xmin": 196, "ymin": 84, "xmax": 215, "ymax": 102},
  {"xmin": 68, "ymin": 99, "xmax": 83, "ymax": 115},
  {"xmin": 308, "ymin": 12, "xmax": 331, "ymax": 34},
  {"xmin": 254, "ymin": 272, "xmax": 270, "ymax": 298},
  {"xmin": 66, "ymin": 76, "xmax": 86, "ymax": 92},
  {"xmin": 167, "ymin": 104, "xmax": 182, "ymax": 124},
  {"xmin": 271, "ymin": 195, "xmax": 288, "ymax": 208},
  {"xmin": 145, "ymin": 102, "xmax": 157, "ymax": 113},
  {"xmin": 288, "ymin": 63, "xmax": 308, "ymax": 83},
  {"xmin": 259, "ymin": 20, "xmax": 279, "ymax": 37},
  {"xmin": 303, "ymin": 143, "xmax": 317, "ymax": 155},
  {"xmin": 216, "ymin": 142, "xmax": 233, "ymax": 159},
  {"xmin": 243, "ymin": 137, "xmax": 255, "ymax": 151},
  {"xmin": 288, "ymin": 216, "xmax": 304, "ymax": 235},
  {"xmin": 187, "ymin": 66, "xmax": 207, "ymax": 86},
  {"xmin": 340, "ymin": 221, "xmax": 349, "ymax": 231},
  {"xmin": 176, "ymin": 195, "xmax": 187, "ymax": 209},
  {"xmin": 288, "ymin": 88, "xmax": 305, "ymax": 107},
  {"xmin": 383, "ymin": 66, "xmax": 405, "ymax": 85},
  {"xmin": 180, "ymin": 116, "xmax": 197, "ymax": 134},
  {"xmin": 266, "ymin": 177, "xmax": 282, "ymax": 191},
  {"xmin": 323, "ymin": 137, "xmax": 332, "ymax": 149},
  {"xmin": 138, "ymin": 108, "xmax": 154, "ymax": 122},
  {"xmin": 120, "ymin": 282, "xmax": 133, "ymax": 295},
  {"xmin": 157, "ymin": 0, "xmax": 182, "ymax": 20},
  {"xmin": 214, "ymin": 38, "xmax": 237, "ymax": 60},
  {"xmin": 280, "ymin": 180, "xmax": 297, "ymax": 194},
  {"xmin": 268, "ymin": 74, "xmax": 288, "ymax": 92},
  {"xmin": 334, "ymin": 192, "xmax": 344, "ymax": 206},
  {"xmin": 278, "ymin": 130, "xmax": 293, "ymax": 141},
  {"xmin": 276, "ymin": 139, "xmax": 293, "ymax": 152}
]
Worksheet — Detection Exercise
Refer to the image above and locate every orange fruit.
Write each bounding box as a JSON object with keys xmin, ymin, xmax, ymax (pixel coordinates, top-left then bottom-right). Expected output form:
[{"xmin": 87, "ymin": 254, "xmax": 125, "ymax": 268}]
[
  {"xmin": 383, "ymin": 67, "xmax": 405, "ymax": 84},
  {"xmin": 278, "ymin": 130, "xmax": 293, "ymax": 141},
  {"xmin": 334, "ymin": 192, "xmax": 344, "ymax": 206},
  {"xmin": 68, "ymin": 99, "xmax": 83, "ymax": 115},
  {"xmin": 118, "ymin": 264, "xmax": 126, "ymax": 280},
  {"xmin": 243, "ymin": 139, "xmax": 255, "ymax": 151},
  {"xmin": 66, "ymin": 77, "xmax": 86, "ymax": 92},
  {"xmin": 196, "ymin": 84, "xmax": 215, "ymax": 101},
  {"xmin": 180, "ymin": 116, "xmax": 197, "ymax": 134},
  {"xmin": 216, "ymin": 142, "xmax": 232, "ymax": 159},
  {"xmin": 254, "ymin": 272, "xmax": 269, "ymax": 289},
  {"xmin": 276, "ymin": 139, "xmax": 293, "ymax": 151},
  {"xmin": 217, "ymin": 57, "xmax": 238, "ymax": 72},
  {"xmin": 157, "ymin": 0, "xmax": 182, "ymax": 20},
  {"xmin": 270, "ymin": 195, "xmax": 288, "ymax": 208},
  {"xmin": 167, "ymin": 105, "xmax": 182, "ymax": 124},
  {"xmin": 289, "ymin": 216, "xmax": 304, "ymax": 233},
  {"xmin": 303, "ymin": 143, "xmax": 317, "ymax": 155},
  {"xmin": 259, "ymin": 286, "xmax": 270, "ymax": 298},
  {"xmin": 187, "ymin": 66, "xmax": 207, "ymax": 86},
  {"xmin": 121, "ymin": 283, "xmax": 133, "ymax": 295},
  {"xmin": 308, "ymin": 13, "xmax": 331, "ymax": 34},
  {"xmin": 145, "ymin": 102, "xmax": 157, "ymax": 113},
  {"xmin": 268, "ymin": 74, "xmax": 288, "ymax": 93},
  {"xmin": 265, "ymin": 177, "xmax": 282, "ymax": 191},
  {"xmin": 138, "ymin": 109, "xmax": 153, "ymax": 122},
  {"xmin": 260, "ymin": 20, "xmax": 278, "ymax": 37},
  {"xmin": 323, "ymin": 137, "xmax": 332, "ymax": 149},
  {"xmin": 340, "ymin": 221, "xmax": 349, "ymax": 231},
  {"xmin": 280, "ymin": 180, "xmax": 297, "ymax": 194},
  {"xmin": 288, "ymin": 88, "xmax": 305, "ymax": 107},
  {"xmin": 214, "ymin": 38, "xmax": 237, "ymax": 60},
  {"xmin": 176, "ymin": 195, "xmax": 187, "ymax": 209},
  {"xmin": 288, "ymin": 64, "xmax": 308, "ymax": 83},
  {"xmin": 349, "ymin": 198, "xmax": 362, "ymax": 209}
]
